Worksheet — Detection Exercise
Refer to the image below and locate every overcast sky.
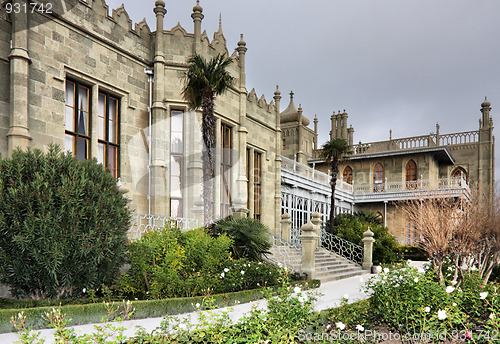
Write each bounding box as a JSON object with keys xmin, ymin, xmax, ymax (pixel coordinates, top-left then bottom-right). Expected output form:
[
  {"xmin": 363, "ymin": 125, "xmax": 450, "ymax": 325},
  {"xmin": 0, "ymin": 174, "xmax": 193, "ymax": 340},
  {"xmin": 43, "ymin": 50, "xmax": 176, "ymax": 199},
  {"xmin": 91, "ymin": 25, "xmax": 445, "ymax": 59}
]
[{"xmin": 106, "ymin": 0, "xmax": 500, "ymax": 175}]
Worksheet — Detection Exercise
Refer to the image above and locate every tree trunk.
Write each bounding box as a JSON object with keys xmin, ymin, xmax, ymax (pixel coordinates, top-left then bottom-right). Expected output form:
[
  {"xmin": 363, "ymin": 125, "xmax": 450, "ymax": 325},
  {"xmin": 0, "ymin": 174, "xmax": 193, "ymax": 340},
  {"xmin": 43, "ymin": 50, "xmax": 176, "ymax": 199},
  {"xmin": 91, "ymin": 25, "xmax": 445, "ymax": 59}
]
[
  {"xmin": 328, "ymin": 157, "xmax": 339, "ymax": 233},
  {"xmin": 201, "ymin": 90, "xmax": 216, "ymax": 226}
]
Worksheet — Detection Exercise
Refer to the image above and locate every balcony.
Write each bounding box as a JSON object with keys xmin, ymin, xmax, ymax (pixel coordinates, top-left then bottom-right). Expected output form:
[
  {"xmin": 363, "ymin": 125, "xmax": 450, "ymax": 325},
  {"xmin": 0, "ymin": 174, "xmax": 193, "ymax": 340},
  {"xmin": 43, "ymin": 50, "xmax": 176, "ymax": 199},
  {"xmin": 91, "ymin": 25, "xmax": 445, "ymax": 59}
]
[{"xmin": 353, "ymin": 177, "xmax": 469, "ymax": 203}]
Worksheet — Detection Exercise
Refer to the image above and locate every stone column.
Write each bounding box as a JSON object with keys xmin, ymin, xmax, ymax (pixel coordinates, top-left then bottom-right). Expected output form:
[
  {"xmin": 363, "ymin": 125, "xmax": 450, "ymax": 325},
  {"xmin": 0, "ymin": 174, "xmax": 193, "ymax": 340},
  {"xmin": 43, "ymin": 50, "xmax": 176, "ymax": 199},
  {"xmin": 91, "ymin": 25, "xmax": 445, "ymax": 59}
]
[
  {"xmin": 274, "ymin": 87, "xmax": 282, "ymax": 235},
  {"xmin": 151, "ymin": 0, "xmax": 168, "ymax": 215},
  {"xmin": 362, "ymin": 228, "xmax": 375, "ymax": 271},
  {"xmin": 300, "ymin": 221, "xmax": 318, "ymax": 280},
  {"xmin": 281, "ymin": 212, "xmax": 291, "ymax": 241},
  {"xmin": 310, "ymin": 212, "xmax": 322, "ymax": 247},
  {"xmin": 191, "ymin": 1, "xmax": 203, "ymax": 54},
  {"xmin": 8, "ymin": 0, "xmax": 32, "ymax": 155}
]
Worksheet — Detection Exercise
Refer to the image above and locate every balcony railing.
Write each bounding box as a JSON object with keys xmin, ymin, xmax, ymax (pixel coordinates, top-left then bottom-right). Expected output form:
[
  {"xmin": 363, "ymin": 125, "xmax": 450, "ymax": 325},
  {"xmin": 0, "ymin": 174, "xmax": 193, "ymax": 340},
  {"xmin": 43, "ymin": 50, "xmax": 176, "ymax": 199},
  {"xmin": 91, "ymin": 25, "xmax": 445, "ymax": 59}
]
[
  {"xmin": 281, "ymin": 156, "xmax": 353, "ymax": 193},
  {"xmin": 353, "ymin": 177, "xmax": 469, "ymax": 202}
]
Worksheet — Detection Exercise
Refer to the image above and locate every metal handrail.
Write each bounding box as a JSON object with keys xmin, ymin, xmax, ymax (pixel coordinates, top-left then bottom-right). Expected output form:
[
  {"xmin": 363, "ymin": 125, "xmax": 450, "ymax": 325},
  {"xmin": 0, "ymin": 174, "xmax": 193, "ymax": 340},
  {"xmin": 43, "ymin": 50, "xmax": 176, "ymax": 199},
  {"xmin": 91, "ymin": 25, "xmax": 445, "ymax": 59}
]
[
  {"xmin": 128, "ymin": 213, "xmax": 200, "ymax": 240},
  {"xmin": 320, "ymin": 229, "xmax": 364, "ymax": 264}
]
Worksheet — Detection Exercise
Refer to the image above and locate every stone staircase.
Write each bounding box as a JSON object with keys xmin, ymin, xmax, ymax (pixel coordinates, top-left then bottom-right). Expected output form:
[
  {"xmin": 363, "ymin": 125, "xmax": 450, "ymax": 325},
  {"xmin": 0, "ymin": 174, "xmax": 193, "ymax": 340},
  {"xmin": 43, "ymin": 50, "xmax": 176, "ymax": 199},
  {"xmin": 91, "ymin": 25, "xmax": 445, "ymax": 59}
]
[
  {"xmin": 267, "ymin": 245, "xmax": 369, "ymax": 282},
  {"xmin": 314, "ymin": 247, "xmax": 368, "ymax": 282}
]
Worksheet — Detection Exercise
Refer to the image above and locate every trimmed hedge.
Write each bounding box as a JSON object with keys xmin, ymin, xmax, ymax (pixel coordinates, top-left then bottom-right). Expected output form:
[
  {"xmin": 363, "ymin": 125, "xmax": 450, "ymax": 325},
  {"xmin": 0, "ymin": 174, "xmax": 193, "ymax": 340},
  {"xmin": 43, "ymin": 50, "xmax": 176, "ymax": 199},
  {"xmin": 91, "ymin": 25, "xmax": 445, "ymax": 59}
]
[{"xmin": 0, "ymin": 279, "xmax": 320, "ymax": 333}]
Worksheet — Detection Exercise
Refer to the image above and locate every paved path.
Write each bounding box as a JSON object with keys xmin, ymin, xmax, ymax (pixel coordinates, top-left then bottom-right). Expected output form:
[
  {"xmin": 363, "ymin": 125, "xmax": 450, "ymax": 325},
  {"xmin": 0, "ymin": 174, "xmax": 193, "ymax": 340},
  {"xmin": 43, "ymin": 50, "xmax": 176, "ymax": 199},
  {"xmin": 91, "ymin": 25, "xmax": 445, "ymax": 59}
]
[
  {"xmin": 0, "ymin": 262, "xmax": 428, "ymax": 343},
  {"xmin": 0, "ymin": 274, "xmax": 371, "ymax": 343}
]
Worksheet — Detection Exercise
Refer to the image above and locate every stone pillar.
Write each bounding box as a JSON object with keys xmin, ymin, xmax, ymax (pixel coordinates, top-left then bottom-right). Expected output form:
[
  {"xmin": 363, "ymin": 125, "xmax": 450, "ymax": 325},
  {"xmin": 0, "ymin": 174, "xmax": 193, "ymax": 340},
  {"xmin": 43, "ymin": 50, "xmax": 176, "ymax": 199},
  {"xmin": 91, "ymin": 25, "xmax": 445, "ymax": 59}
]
[
  {"xmin": 362, "ymin": 228, "xmax": 375, "ymax": 271},
  {"xmin": 151, "ymin": 0, "xmax": 168, "ymax": 215},
  {"xmin": 347, "ymin": 125, "xmax": 354, "ymax": 148},
  {"xmin": 341, "ymin": 111, "xmax": 348, "ymax": 140},
  {"xmin": 274, "ymin": 87, "xmax": 282, "ymax": 235},
  {"xmin": 191, "ymin": 0, "xmax": 204, "ymax": 54},
  {"xmin": 8, "ymin": 0, "xmax": 32, "ymax": 155},
  {"xmin": 313, "ymin": 115, "xmax": 318, "ymax": 151},
  {"xmin": 300, "ymin": 221, "xmax": 318, "ymax": 280},
  {"xmin": 281, "ymin": 212, "xmax": 291, "ymax": 241},
  {"xmin": 310, "ymin": 212, "xmax": 322, "ymax": 246}
]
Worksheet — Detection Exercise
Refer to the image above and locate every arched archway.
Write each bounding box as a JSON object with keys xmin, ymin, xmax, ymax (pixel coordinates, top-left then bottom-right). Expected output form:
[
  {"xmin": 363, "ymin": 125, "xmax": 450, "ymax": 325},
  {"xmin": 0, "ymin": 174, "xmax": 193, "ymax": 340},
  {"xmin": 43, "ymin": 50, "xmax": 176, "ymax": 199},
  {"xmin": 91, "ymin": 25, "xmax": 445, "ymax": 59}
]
[
  {"xmin": 343, "ymin": 166, "xmax": 353, "ymax": 185},
  {"xmin": 405, "ymin": 159, "xmax": 417, "ymax": 189},
  {"xmin": 373, "ymin": 163, "xmax": 384, "ymax": 192},
  {"xmin": 452, "ymin": 167, "xmax": 468, "ymax": 181}
]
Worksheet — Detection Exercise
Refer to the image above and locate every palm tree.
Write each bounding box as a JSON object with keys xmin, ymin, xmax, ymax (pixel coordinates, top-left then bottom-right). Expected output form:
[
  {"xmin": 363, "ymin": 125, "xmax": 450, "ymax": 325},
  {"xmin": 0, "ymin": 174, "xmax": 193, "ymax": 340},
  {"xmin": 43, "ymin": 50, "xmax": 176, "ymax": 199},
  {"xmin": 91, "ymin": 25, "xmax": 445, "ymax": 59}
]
[
  {"xmin": 320, "ymin": 138, "xmax": 352, "ymax": 233},
  {"xmin": 182, "ymin": 53, "xmax": 235, "ymax": 226}
]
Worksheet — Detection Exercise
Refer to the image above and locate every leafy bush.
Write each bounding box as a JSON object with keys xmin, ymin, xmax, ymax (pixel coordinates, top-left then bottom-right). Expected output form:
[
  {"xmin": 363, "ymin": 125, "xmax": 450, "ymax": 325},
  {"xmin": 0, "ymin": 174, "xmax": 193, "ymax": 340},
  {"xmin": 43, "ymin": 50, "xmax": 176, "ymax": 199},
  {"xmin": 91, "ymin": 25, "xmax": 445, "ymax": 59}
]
[
  {"xmin": 208, "ymin": 216, "xmax": 272, "ymax": 261},
  {"xmin": 333, "ymin": 211, "xmax": 400, "ymax": 264},
  {"xmin": 0, "ymin": 146, "xmax": 130, "ymax": 299},
  {"xmin": 118, "ymin": 226, "xmax": 282, "ymax": 299}
]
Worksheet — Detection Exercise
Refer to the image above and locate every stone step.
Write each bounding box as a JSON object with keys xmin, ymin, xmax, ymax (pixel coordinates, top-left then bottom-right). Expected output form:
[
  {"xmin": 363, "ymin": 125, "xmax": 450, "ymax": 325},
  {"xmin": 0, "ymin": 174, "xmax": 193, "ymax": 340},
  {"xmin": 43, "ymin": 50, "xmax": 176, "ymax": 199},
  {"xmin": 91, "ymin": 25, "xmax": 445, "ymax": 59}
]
[
  {"xmin": 316, "ymin": 265, "xmax": 362, "ymax": 276},
  {"xmin": 319, "ymin": 270, "xmax": 369, "ymax": 283}
]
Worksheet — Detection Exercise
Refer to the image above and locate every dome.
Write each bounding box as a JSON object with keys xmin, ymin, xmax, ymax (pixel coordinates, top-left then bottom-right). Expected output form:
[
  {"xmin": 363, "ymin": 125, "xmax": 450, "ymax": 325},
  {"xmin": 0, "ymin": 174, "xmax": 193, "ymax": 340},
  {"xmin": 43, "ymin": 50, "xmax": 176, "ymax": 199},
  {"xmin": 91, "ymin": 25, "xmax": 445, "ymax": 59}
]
[
  {"xmin": 280, "ymin": 91, "xmax": 310, "ymax": 126},
  {"xmin": 482, "ymin": 97, "xmax": 491, "ymax": 108}
]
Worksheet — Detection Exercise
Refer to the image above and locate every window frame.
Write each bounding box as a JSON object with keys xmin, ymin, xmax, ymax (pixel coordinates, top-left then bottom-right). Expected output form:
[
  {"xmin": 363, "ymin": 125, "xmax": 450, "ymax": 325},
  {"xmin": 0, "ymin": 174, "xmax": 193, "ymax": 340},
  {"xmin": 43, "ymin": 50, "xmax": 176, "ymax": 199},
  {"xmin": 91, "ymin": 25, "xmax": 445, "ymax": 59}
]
[
  {"xmin": 97, "ymin": 92, "xmax": 121, "ymax": 179},
  {"xmin": 65, "ymin": 79, "xmax": 91, "ymax": 161},
  {"xmin": 170, "ymin": 110, "xmax": 184, "ymax": 218}
]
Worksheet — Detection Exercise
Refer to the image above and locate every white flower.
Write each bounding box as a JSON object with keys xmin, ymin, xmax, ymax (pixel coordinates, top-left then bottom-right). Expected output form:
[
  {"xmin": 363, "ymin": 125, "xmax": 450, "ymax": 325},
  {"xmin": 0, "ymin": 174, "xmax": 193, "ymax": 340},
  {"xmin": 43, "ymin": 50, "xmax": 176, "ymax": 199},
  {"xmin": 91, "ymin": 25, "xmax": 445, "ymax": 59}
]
[
  {"xmin": 383, "ymin": 268, "xmax": 390, "ymax": 273},
  {"xmin": 343, "ymin": 294, "xmax": 349, "ymax": 300},
  {"xmin": 425, "ymin": 307, "xmax": 430, "ymax": 313},
  {"xmin": 446, "ymin": 286, "xmax": 455, "ymax": 293},
  {"xmin": 490, "ymin": 313, "xmax": 495, "ymax": 319},
  {"xmin": 82, "ymin": 288, "xmax": 86, "ymax": 293},
  {"xmin": 471, "ymin": 266, "xmax": 478, "ymax": 271},
  {"xmin": 418, "ymin": 267, "xmax": 425, "ymax": 274},
  {"xmin": 179, "ymin": 323, "xmax": 187, "ymax": 330},
  {"xmin": 298, "ymin": 296, "xmax": 305, "ymax": 303},
  {"xmin": 258, "ymin": 262, "xmax": 262, "ymax": 265},
  {"xmin": 195, "ymin": 303, "xmax": 200, "ymax": 308},
  {"xmin": 452, "ymin": 302, "xmax": 457, "ymax": 306},
  {"xmin": 220, "ymin": 272, "xmax": 225, "ymax": 278},
  {"xmin": 407, "ymin": 259, "xmax": 412, "ymax": 264},
  {"xmin": 293, "ymin": 286, "xmax": 302, "ymax": 294},
  {"xmin": 448, "ymin": 266, "xmax": 454, "ymax": 271},
  {"xmin": 134, "ymin": 297, "xmax": 138, "ymax": 300},
  {"xmin": 336, "ymin": 322, "xmax": 345, "ymax": 330},
  {"xmin": 451, "ymin": 280, "xmax": 457, "ymax": 285},
  {"xmin": 224, "ymin": 268, "xmax": 229, "ymax": 272},
  {"xmin": 240, "ymin": 270, "xmax": 245, "ymax": 275},
  {"xmin": 437, "ymin": 310, "xmax": 447, "ymax": 320},
  {"xmin": 414, "ymin": 277, "xmax": 419, "ymax": 283},
  {"xmin": 356, "ymin": 324, "xmax": 365, "ymax": 332},
  {"xmin": 480, "ymin": 292, "xmax": 488, "ymax": 300}
]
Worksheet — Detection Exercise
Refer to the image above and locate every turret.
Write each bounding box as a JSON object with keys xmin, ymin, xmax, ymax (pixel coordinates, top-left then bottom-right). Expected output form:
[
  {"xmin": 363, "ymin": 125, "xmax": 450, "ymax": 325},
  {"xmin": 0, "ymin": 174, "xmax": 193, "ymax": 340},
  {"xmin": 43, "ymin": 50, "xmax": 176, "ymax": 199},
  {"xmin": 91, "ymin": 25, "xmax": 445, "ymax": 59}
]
[
  {"xmin": 236, "ymin": 34, "xmax": 247, "ymax": 89},
  {"xmin": 481, "ymin": 97, "xmax": 492, "ymax": 129}
]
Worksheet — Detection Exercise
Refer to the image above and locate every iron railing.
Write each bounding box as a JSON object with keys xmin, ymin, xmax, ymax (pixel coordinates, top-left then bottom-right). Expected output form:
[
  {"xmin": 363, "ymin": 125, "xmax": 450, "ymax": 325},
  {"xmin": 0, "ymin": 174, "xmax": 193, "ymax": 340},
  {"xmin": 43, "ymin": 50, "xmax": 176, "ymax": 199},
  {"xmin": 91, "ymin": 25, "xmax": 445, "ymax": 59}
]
[
  {"xmin": 320, "ymin": 229, "xmax": 364, "ymax": 264},
  {"xmin": 265, "ymin": 234, "xmax": 302, "ymax": 272},
  {"xmin": 128, "ymin": 213, "xmax": 199, "ymax": 240}
]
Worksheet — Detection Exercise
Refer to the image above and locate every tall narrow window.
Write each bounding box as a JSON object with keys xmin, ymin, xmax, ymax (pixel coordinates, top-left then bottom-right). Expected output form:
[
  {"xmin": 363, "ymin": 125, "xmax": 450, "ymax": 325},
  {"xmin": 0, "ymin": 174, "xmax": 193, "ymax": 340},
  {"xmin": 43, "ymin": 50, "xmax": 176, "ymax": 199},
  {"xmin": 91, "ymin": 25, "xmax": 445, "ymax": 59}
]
[
  {"xmin": 405, "ymin": 159, "xmax": 417, "ymax": 189},
  {"xmin": 65, "ymin": 80, "xmax": 90, "ymax": 160},
  {"xmin": 343, "ymin": 166, "xmax": 353, "ymax": 185},
  {"xmin": 373, "ymin": 162, "xmax": 384, "ymax": 192},
  {"xmin": 253, "ymin": 151, "xmax": 262, "ymax": 221},
  {"xmin": 97, "ymin": 93, "xmax": 120, "ymax": 178},
  {"xmin": 170, "ymin": 110, "xmax": 184, "ymax": 218},
  {"xmin": 221, "ymin": 123, "xmax": 232, "ymax": 218}
]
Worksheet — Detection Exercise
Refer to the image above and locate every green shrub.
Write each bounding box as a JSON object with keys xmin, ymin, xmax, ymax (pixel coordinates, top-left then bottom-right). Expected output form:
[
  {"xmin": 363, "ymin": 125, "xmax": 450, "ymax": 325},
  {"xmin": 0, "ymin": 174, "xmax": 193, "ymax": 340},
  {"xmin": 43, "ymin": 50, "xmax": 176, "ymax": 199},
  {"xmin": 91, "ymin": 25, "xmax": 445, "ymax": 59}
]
[
  {"xmin": 0, "ymin": 146, "xmax": 130, "ymax": 299},
  {"xmin": 208, "ymin": 216, "xmax": 272, "ymax": 261},
  {"xmin": 333, "ymin": 211, "xmax": 400, "ymax": 264}
]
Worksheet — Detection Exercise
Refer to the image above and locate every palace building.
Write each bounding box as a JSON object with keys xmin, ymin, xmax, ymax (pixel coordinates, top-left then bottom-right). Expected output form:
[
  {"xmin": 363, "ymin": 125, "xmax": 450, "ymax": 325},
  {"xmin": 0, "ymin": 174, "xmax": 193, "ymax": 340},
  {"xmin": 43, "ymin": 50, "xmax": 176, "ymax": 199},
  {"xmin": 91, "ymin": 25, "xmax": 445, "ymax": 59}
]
[{"xmin": 0, "ymin": 0, "xmax": 494, "ymax": 244}]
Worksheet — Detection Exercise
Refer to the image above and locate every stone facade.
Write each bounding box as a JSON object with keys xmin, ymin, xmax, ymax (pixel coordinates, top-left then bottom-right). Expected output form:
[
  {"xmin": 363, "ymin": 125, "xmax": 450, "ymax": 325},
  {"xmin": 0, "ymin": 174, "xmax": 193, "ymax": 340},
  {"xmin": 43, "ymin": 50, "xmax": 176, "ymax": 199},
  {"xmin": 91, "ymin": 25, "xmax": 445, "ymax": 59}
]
[{"xmin": 0, "ymin": 0, "xmax": 282, "ymax": 233}]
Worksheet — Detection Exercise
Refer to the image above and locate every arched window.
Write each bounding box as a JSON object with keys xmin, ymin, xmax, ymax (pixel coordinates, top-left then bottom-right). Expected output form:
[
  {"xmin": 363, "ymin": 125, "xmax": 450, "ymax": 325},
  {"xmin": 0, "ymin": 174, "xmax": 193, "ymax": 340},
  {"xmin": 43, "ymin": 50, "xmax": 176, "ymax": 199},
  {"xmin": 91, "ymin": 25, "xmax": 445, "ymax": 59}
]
[
  {"xmin": 452, "ymin": 167, "xmax": 468, "ymax": 181},
  {"xmin": 373, "ymin": 163, "xmax": 384, "ymax": 192},
  {"xmin": 343, "ymin": 166, "xmax": 353, "ymax": 185},
  {"xmin": 405, "ymin": 159, "xmax": 417, "ymax": 189}
]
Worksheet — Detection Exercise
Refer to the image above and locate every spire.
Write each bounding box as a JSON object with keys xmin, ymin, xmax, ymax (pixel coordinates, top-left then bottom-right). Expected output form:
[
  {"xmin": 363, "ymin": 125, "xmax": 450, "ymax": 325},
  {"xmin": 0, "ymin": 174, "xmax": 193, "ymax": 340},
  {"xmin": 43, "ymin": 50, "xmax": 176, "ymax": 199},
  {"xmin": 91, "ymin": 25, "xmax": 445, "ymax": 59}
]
[
  {"xmin": 218, "ymin": 13, "xmax": 222, "ymax": 31},
  {"xmin": 290, "ymin": 90, "xmax": 294, "ymax": 102}
]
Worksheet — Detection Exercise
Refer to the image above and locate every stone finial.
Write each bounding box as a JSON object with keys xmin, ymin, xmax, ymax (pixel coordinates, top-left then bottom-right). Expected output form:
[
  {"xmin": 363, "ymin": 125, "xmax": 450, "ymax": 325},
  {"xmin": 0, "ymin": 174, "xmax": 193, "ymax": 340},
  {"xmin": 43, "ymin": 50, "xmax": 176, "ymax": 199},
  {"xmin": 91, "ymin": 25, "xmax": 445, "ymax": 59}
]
[
  {"xmin": 389, "ymin": 129, "xmax": 392, "ymax": 140},
  {"xmin": 362, "ymin": 228, "xmax": 375, "ymax": 271},
  {"xmin": 219, "ymin": 13, "xmax": 222, "ymax": 30},
  {"xmin": 193, "ymin": 0, "xmax": 203, "ymax": 12},
  {"xmin": 154, "ymin": 0, "xmax": 166, "ymax": 15},
  {"xmin": 482, "ymin": 96, "xmax": 491, "ymax": 108},
  {"xmin": 236, "ymin": 34, "xmax": 247, "ymax": 54},
  {"xmin": 274, "ymin": 85, "xmax": 281, "ymax": 97},
  {"xmin": 290, "ymin": 90, "xmax": 294, "ymax": 101}
]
